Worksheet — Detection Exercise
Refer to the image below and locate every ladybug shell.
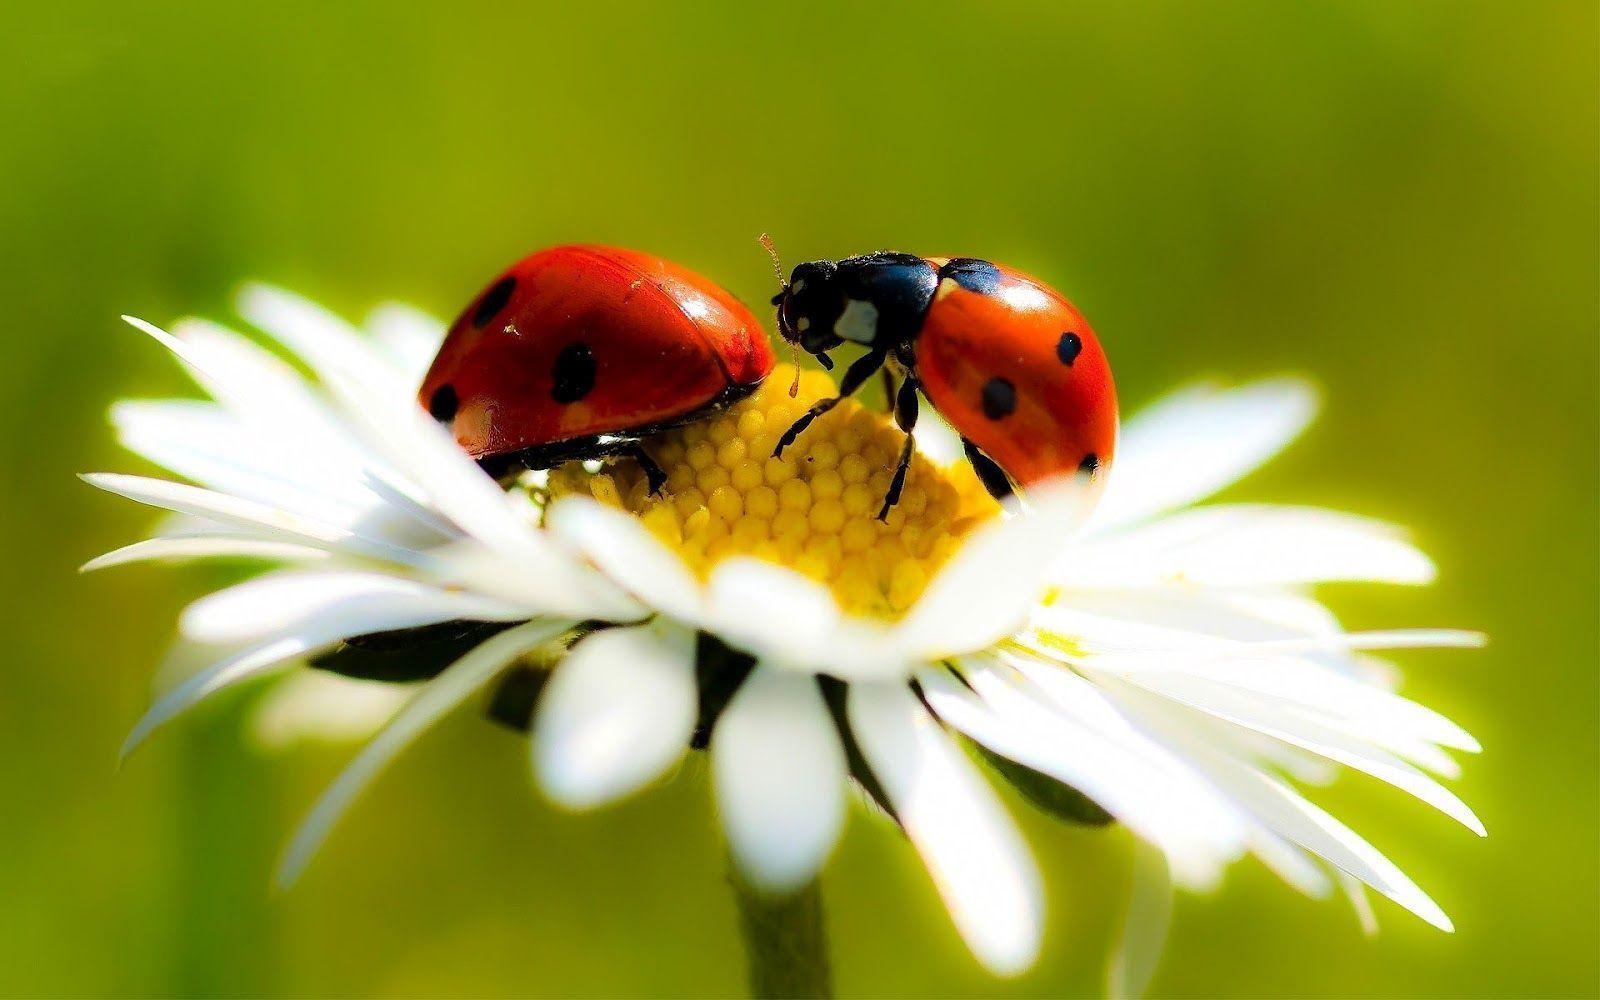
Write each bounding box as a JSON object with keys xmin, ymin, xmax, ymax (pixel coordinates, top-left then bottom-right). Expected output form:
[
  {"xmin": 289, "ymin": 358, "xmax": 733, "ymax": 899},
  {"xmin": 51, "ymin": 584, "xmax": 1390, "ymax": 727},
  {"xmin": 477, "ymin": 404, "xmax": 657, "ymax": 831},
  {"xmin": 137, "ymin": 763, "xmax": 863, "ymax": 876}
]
[
  {"xmin": 915, "ymin": 259, "xmax": 1117, "ymax": 492},
  {"xmin": 420, "ymin": 245, "xmax": 774, "ymax": 460}
]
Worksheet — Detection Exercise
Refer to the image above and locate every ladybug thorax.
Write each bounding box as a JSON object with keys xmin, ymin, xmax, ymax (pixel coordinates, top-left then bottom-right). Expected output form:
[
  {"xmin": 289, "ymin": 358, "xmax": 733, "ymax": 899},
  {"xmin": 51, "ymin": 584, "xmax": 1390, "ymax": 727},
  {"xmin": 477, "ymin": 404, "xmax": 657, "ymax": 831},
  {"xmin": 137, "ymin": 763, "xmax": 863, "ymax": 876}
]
[{"xmin": 780, "ymin": 253, "xmax": 939, "ymax": 357}]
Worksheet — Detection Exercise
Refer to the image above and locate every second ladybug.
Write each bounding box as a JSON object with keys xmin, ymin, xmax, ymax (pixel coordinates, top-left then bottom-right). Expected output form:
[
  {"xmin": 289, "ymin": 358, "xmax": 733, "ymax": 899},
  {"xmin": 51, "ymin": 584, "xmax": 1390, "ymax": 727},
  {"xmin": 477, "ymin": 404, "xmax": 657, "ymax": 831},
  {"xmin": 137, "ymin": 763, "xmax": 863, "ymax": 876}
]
[
  {"xmin": 771, "ymin": 252, "xmax": 1118, "ymax": 517},
  {"xmin": 420, "ymin": 245, "xmax": 774, "ymax": 490}
]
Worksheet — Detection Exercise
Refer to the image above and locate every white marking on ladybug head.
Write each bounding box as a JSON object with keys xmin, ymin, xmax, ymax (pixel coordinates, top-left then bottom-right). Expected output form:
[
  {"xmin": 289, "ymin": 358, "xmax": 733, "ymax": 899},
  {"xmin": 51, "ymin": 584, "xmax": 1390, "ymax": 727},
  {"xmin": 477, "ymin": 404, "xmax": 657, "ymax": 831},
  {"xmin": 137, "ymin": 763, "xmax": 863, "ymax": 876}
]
[
  {"xmin": 795, "ymin": 317, "xmax": 811, "ymax": 333},
  {"xmin": 835, "ymin": 298, "xmax": 879, "ymax": 345}
]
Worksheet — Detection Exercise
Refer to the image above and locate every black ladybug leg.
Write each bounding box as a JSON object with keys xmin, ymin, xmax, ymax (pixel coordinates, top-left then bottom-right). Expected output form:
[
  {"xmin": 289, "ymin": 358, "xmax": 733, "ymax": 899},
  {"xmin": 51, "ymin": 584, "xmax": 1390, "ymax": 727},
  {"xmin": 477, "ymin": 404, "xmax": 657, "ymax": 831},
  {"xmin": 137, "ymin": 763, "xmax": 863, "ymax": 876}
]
[
  {"xmin": 774, "ymin": 349, "xmax": 887, "ymax": 458},
  {"xmin": 622, "ymin": 443, "xmax": 668, "ymax": 496},
  {"xmin": 877, "ymin": 377, "xmax": 920, "ymax": 520},
  {"xmin": 880, "ymin": 368, "xmax": 896, "ymax": 413},
  {"xmin": 962, "ymin": 437, "xmax": 1015, "ymax": 503}
]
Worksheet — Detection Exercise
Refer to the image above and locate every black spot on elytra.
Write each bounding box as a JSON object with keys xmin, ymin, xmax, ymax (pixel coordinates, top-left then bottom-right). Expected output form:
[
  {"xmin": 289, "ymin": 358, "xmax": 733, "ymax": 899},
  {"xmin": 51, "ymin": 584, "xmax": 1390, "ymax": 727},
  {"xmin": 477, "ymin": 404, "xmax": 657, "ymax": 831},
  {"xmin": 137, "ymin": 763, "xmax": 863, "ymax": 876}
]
[
  {"xmin": 981, "ymin": 377, "xmax": 1016, "ymax": 420},
  {"xmin": 428, "ymin": 384, "xmax": 458, "ymax": 423},
  {"xmin": 1057, "ymin": 331, "xmax": 1082, "ymax": 366},
  {"xmin": 472, "ymin": 276, "xmax": 516, "ymax": 328},
  {"xmin": 551, "ymin": 343, "xmax": 596, "ymax": 403},
  {"xmin": 940, "ymin": 258, "xmax": 1003, "ymax": 296},
  {"xmin": 1079, "ymin": 453, "xmax": 1099, "ymax": 475}
]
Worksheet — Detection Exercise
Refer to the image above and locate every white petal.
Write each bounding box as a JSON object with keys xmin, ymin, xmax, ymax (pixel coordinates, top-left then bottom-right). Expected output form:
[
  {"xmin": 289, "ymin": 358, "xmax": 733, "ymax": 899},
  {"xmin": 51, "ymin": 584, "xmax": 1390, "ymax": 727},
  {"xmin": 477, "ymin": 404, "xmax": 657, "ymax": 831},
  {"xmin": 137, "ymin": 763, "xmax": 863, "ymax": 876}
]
[
  {"xmin": 534, "ymin": 622, "xmax": 697, "ymax": 809},
  {"xmin": 111, "ymin": 400, "xmax": 372, "ymax": 523},
  {"xmin": 123, "ymin": 314, "xmax": 328, "ymax": 431},
  {"xmin": 127, "ymin": 316, "xmax": 389, "ymax": 510},
  {"xmin": 1234, "ymin": 765, "xmax": 1453, "ymax": 931},
  {"xmin": 366, "ymin": 302, "xmax": 446, "ymax": 383},
  {"xmin": 429, "ymin": 538, "xmax": 645, "ymax": 624},
  {"xmin": 1247, "ymin": 828, "xmax": 1333, "ymax": 898},
  {"xmin": 248, "ymin": 672, "xmax": 412, "ymax": 752},
  {"xmin": 1339, "ymin": 869, "xmax": 1380, "ymax": 937},
  {"xmin": 698, "ymin": 559, "xmax": 909, "ymax": 680},
  {"xmin": 81, "ymin": 534, "xmax": 329, "ymax": 572},
  {"xmin": 545, "ymin": 496, "xmax": 707, "ymax": 621},
  {"xmin": 179, "ymin": 570, "xmax": 527, "ymax": 643},
  {"xmin": 1049, "ymin": 611, "xmax": 1482, "ymax": 754},
  {"xmin": 1095, "ymin": 667, "xmax": 1485, "ymax": 834},
  {"xmin": 233, "ymin": 287, "xmax": 560, "ymax": 565},
  {"xmin": 1224, "ymin": 629, "xmax": 1485, "ymax": 657},
  {"xmin": 1107, "ymin": 839, "xmax": 1172, "ymax": 999},
  {"xmin": 897, "ymin": 478, "xmax": 1093, "ymax": 659},
  {"xmin": 359, "ymin": 469, "xmax": 459, "ymax": 541},
  {"xmin": 714, "ymin": 669, "xmax": 847, "ymax": 894},
  {"xmin": 848, "ymin": 682, "xmax": 1043, "ymax": 975},
  {"xmin": 1090, "ymin": 379, "xmax": 1318, "ymax": 533},
  {"xmin": 237, "ymin": 283, "xmax": 409, "ymax": 399},
  {"xmin": 80, "ymin": 473, "xmax": 419, "ymax": 565},
  {"xmin": 303, "ymin": 335, "xmax": 584, "ymax": 581},
  {"xmin": 1062, "ymin": 505, "xmax": 1435, "ymax": 589},
  {"xmin": 1050, "ymin": 585, "xmax": 1341, "ymax": 642},
  {"xmin": 927, "ymin": 660, "xmax": 1243, "ymax": 886},
  {"xmin": 123, "ymin": 634, "xmax": 320, "ymax": 757},
  {"xmin": 1099, "ymin": 680, "xmax": 1456, "ymax": 931},
  {"xmin": 275, "ymin": 620, "xmax": 567, "ymax": 886},
  {"xmin": 1151, "ymin": 652, "xmax": 1478, "ymax": 753}
]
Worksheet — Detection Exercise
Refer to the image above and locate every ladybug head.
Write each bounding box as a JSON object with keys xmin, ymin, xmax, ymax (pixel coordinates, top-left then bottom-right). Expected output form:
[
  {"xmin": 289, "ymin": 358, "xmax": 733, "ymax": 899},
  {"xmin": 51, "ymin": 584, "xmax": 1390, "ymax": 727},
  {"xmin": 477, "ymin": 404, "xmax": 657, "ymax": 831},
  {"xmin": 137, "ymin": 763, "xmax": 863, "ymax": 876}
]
[{"xmin": 773, "ymin": 259, "xmax": 845, "ymax": 362}]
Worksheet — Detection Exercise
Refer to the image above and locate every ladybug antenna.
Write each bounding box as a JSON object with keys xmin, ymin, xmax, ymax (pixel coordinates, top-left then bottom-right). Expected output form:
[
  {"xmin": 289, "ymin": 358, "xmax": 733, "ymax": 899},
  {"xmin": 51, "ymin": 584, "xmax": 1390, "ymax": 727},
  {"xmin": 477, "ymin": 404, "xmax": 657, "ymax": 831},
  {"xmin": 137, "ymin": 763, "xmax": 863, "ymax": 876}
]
[
  {"xmin": 758, "ymin": 232, "xmax": 785, "ymax": 288},
  {"xmin": 759, "ymin": 232, "xmax": 803, "ymax": 397}
]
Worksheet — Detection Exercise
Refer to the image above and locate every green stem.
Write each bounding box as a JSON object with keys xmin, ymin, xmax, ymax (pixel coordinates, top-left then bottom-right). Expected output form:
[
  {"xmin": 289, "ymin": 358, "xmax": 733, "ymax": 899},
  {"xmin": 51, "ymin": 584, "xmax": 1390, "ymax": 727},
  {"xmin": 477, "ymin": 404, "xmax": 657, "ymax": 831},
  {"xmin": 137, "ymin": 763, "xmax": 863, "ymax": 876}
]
[{"xmin": 729, "ymin": 868, "xmax": 834, "ymax": 999}]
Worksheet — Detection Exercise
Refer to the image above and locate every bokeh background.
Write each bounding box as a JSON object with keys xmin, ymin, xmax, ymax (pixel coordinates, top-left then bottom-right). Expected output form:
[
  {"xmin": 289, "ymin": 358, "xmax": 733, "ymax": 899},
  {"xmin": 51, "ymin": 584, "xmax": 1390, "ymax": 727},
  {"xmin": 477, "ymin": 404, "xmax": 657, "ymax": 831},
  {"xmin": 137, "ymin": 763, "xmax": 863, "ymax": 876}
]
[{"xmin": 3, "ymin": 1, "xmax": 1596, "ymax": 996}]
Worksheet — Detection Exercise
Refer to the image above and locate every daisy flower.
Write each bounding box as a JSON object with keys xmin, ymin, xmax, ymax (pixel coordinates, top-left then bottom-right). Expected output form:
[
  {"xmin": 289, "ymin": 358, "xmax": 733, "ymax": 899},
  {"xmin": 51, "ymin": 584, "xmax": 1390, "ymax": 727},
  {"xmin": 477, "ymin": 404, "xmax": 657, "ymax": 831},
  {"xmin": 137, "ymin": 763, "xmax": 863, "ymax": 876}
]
[{"xmin": 86, "ymin": 284, "xmax": 1481, "ymax": 994}]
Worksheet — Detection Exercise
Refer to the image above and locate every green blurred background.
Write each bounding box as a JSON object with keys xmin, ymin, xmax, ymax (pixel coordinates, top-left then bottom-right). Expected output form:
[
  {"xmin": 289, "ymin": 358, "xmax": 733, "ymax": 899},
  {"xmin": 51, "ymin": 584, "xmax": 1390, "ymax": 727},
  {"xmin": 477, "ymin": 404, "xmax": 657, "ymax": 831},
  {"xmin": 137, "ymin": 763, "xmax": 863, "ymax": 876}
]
[{"xmin": 3, "ymin": 1, "xmax": 1595, "ymax": 995}]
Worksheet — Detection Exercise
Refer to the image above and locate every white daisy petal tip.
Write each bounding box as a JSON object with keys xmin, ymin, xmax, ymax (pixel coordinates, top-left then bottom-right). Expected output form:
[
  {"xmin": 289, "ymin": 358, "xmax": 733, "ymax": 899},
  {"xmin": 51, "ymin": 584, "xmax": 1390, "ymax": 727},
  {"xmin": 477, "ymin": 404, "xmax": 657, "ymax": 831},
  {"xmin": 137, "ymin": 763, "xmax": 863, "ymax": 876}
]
[
  {"xmin": 533, "ymin": 623, "xmax": 697, "ymax": 811},
  {"xmin": 79, "ymin": 535, "xmax": 329, "ymax": 574},
  {"xmin": 703, "ymin": 558, "xmax": 848, "ymax": 668},
  {"xmin": 1091, "ymin": 376, "xmax": 1324, "ymax": 532},
  {"xmin": 544, "ymin": 495, "xmax": 706, "ymax": 621},
  {"xmin": 849, "ymin": 683, "xmax": 1044, "ymax": 976},
  {"xmin": 119, "ymin": 313, "xmax": 169, "ymax": 342},
  {"xmin": 714, "ymin": 669, "xmax": 847, "ymax": 895}
]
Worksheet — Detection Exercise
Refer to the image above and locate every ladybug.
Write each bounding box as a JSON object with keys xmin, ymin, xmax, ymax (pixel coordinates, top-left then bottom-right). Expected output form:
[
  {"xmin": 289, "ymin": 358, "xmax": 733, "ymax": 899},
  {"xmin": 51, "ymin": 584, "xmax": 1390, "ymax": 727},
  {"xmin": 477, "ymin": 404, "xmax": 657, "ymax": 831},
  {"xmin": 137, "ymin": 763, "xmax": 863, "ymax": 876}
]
[
  {"xmin": 420, "ymin": 245, "xmax": 775, "ymax": 490},
  {"xmin": 770, "ymin": 252, "xmax": 1117, "ymax": 517}
]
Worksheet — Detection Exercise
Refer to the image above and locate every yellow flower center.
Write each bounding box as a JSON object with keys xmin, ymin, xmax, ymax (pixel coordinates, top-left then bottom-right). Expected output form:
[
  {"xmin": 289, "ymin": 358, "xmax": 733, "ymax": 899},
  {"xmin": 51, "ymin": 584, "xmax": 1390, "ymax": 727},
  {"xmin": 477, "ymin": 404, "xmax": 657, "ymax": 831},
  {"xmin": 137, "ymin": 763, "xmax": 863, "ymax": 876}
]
[{"xmin": 545, "ymin": 364, "xmax": 999, "ymax": 618}]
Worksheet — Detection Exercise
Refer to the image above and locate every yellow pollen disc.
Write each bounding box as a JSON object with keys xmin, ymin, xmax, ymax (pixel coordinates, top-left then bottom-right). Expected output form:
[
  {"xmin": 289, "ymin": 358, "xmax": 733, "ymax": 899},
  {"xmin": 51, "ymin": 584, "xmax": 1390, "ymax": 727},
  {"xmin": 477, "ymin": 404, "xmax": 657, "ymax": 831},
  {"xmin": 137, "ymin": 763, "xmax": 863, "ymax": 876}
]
[{"xmin": 545, "ymin": 364, "xmax": 1001, "ymax": 619}]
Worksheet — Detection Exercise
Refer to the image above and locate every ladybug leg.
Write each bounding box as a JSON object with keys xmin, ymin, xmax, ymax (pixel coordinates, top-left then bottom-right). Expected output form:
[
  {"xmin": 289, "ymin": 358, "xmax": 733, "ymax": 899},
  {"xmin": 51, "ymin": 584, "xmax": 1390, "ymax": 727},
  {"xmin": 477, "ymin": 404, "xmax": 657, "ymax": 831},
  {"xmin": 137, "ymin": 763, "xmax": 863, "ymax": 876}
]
[
  {"xmin": 962, "ymin": 437, "xmax": 1015, "ymax": 503},
  {"xmin": 877, "ymin": 377, "xmax": 920, "ymax": 520},
  {"xmin": 880, "ymin": 368, "xmax": 896, "ymax": 413},
  {"xmin": 621, "ymin": 443, "xmax": 668, "ymax": 496},
  {"xmin": 774, "ymin": 348, "xmax": 887, "ymax": 458}
]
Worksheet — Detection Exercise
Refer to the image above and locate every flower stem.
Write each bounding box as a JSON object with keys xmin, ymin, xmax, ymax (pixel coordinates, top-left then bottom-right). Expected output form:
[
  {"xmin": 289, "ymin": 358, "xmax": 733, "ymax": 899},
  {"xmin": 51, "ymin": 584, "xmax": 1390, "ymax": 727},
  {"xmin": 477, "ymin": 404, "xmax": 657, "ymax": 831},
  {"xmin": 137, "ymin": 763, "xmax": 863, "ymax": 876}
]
[{"xmin": 729, "ymin": 868, "xmax": 833, "ymax": 999}]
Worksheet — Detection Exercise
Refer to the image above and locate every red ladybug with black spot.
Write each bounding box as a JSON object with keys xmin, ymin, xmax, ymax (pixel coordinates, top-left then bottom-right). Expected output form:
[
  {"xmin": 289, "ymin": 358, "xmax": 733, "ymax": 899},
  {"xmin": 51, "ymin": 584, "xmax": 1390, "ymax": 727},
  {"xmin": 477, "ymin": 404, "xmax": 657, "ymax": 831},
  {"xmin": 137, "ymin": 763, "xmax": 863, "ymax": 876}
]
[
  {"xmin": 770, "ymin": 252, "xmax": 1117, "ymax": 517},
  {"xmin": 420, "ymin": 245, "xmax": 775, "ymax": 490}
]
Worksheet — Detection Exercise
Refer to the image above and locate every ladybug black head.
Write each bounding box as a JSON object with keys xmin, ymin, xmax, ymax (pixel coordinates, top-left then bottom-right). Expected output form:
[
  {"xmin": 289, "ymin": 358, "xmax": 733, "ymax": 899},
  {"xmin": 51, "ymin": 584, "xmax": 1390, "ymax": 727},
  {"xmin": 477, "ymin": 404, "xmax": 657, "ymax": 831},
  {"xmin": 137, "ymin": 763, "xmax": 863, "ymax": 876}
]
[{"xmin": 774, "ymin": 259, "xmax": 845, "ymax": 359}]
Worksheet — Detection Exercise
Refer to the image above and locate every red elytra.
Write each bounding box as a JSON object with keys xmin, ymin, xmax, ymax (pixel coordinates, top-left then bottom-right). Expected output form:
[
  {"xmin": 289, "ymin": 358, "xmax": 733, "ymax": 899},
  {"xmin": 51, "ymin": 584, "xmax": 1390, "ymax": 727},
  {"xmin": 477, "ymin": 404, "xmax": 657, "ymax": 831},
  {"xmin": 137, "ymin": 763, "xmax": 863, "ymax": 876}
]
[
  {"xmin": 420, "ymin": 245, "xmax": 774, "ymax": 481},
  {"xmin": 916, "ymin": 257, "xmax": 1117, "ymax": 491}
]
